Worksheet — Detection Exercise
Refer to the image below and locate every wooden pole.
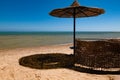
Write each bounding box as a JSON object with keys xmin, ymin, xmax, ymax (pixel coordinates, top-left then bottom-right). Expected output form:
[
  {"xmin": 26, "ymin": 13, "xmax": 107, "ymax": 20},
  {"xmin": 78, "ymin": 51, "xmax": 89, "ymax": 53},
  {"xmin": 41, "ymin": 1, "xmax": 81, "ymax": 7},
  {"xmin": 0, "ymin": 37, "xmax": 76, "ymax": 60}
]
[{"xmin": 73, "ymin": 8, "xmax": 76, "ymax": 57}]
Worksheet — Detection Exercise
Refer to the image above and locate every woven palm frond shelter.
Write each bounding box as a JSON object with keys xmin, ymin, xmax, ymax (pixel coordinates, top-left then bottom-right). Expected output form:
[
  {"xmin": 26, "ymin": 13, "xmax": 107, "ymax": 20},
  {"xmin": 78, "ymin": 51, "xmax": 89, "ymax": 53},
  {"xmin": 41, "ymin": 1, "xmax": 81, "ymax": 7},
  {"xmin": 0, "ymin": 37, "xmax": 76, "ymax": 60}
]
[{"xmin": 75, "ymin": 39, "xmax": 120, "ymax": 71}]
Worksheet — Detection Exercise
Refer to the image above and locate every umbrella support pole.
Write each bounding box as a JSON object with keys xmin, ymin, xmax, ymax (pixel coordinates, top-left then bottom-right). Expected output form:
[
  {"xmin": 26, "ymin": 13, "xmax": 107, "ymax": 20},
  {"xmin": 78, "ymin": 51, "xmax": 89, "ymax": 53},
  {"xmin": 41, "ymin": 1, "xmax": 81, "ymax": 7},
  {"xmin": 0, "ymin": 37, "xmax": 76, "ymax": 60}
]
[{"xmin": 73, "ymin": 8, "xmax": 76, "ymax": 64}]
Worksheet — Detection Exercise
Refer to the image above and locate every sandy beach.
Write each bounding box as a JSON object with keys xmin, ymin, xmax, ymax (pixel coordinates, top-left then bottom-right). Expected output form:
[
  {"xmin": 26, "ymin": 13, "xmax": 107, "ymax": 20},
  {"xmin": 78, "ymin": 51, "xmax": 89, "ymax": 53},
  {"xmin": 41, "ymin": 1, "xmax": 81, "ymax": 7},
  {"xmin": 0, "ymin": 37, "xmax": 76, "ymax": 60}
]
[{"xmin": 0, "ymin": 44, "xmax": 120, "ymax": 80}]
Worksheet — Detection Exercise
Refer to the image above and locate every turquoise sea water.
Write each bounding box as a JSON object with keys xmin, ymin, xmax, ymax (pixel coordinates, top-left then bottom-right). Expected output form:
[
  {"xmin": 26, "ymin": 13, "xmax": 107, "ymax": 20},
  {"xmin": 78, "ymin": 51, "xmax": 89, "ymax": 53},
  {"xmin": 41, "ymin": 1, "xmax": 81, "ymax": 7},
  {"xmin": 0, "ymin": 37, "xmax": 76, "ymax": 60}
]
[{"xmin": 0, "ymin": 32, "xmax": 120, "ymax": 49}]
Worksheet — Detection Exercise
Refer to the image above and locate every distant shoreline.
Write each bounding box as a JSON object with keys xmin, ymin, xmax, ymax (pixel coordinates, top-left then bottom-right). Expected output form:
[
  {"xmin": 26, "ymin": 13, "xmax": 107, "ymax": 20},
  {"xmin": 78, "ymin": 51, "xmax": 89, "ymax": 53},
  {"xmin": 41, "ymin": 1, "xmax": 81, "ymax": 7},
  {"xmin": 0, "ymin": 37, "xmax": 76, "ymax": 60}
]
[
  {"xmin": 0, "ymin": 31, "xmax": 120, "ymax": 35},
  {"xmin": 0, "ymin": 43, "xmax": 73, "ymax": 52}
]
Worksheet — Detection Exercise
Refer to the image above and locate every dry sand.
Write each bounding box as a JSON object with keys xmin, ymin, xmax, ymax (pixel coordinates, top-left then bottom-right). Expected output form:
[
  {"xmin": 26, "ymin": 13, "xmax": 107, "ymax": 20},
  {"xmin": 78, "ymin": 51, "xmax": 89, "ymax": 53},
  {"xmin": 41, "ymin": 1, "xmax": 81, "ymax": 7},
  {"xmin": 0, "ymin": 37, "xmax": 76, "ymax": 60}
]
[{"xmin": 0, "ymin": 44, "xmax": 120, "ymax": 80}]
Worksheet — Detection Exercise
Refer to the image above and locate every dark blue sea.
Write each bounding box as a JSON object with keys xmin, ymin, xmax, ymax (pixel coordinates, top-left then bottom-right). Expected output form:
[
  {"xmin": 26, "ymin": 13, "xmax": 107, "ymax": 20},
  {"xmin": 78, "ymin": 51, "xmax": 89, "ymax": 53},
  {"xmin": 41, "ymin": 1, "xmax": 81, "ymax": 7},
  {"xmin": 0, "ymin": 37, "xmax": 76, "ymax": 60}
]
[{"xmin": 0, "ymin": 32, "xmax": 120, "ymax": 49}]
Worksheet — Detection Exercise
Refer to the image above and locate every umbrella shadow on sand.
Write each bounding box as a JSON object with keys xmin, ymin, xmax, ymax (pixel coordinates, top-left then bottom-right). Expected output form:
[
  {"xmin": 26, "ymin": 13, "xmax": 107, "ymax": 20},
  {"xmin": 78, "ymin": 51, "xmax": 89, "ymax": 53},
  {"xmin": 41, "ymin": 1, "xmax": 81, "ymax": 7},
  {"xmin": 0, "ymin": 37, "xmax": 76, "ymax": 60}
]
[{"xmin": 19, "ymin": 53, "xmax": 120, "ymax": 75}]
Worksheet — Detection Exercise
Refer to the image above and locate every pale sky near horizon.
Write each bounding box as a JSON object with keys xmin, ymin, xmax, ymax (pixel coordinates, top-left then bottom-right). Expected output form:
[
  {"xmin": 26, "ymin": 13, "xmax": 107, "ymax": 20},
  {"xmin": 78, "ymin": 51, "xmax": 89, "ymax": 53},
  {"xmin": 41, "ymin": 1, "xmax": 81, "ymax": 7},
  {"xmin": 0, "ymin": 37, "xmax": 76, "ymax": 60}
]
[{"xmin": 0, "ymin": 0, "xmax": 120, "ymax": 32}]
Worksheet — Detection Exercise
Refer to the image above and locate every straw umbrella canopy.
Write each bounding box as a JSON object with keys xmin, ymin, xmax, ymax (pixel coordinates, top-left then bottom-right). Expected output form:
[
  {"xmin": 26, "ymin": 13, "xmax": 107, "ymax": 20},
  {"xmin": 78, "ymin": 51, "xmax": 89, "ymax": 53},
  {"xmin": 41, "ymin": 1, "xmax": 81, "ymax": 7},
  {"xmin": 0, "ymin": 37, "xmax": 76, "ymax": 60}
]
[{"xmin": 49, "ymin": 0, "xmax": 105, "ymax": 55}]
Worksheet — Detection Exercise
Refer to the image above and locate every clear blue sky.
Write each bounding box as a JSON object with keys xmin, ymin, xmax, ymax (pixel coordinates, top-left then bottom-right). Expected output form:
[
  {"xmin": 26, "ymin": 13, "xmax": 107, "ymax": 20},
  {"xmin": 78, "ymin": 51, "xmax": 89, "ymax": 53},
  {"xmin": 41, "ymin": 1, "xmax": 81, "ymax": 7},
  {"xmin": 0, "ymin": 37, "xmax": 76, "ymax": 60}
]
[{"xmin": 0, "ymin": 0, "xmax": 120, "ymax": 32}]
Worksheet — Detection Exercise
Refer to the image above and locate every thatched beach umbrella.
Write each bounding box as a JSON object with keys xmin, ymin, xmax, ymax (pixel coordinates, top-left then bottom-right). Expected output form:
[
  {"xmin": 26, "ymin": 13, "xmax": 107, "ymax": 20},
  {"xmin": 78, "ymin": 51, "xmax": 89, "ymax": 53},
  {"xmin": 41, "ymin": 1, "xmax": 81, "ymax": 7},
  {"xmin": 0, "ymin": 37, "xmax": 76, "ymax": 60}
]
[{"xmin": 49, "ymin": 0, "xmax": 105, "ymax": 55}]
